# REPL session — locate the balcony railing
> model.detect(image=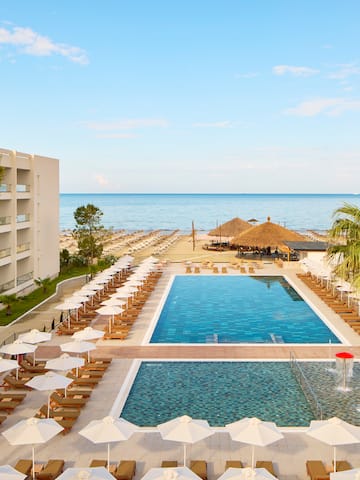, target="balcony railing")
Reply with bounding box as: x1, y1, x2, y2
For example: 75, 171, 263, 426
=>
16, 243, 30, 254
0, 216, 11, 226
16, 184, 30, 193
0, 279, 15, 293
0, 183, 11, 193
16, 213, 30, 223
16, 272, 33, 286
0, 247, 11, 259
